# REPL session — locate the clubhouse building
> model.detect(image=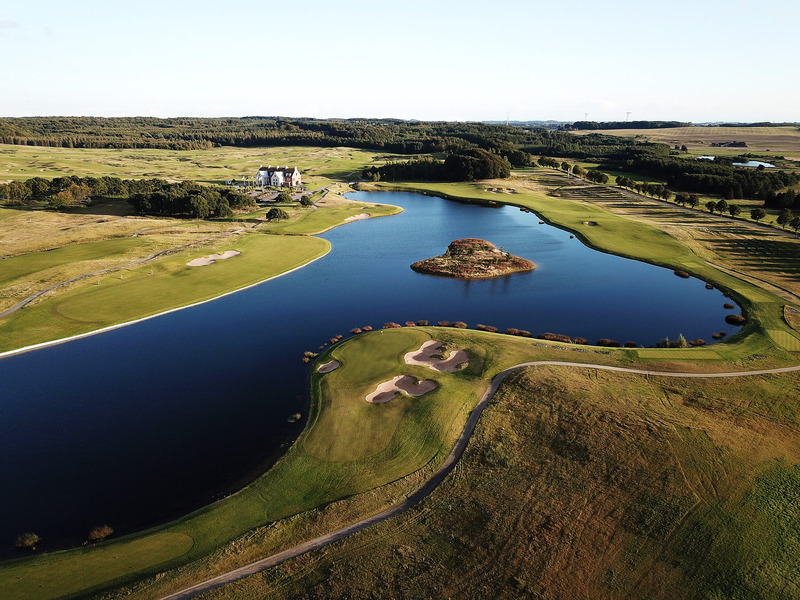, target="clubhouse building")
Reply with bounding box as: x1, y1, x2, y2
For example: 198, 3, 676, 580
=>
255, 165, 302, 188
